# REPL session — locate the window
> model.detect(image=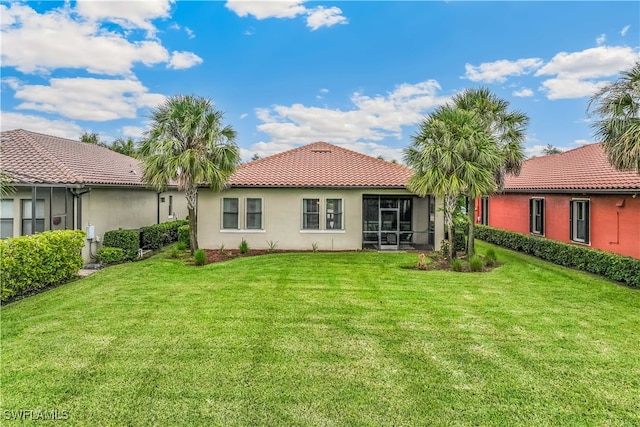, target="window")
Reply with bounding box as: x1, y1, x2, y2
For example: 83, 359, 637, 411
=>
1, 199, 14, 238
529, 198, 544, 235
22, 199, 45, 235
480, 197, 489, 225
570, 200, 590, 244
222, 198, 239, 229
303, 199, 320, 229
246, 198, 263, 230
168, 195, 173, 217
325, 199, 342, 230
